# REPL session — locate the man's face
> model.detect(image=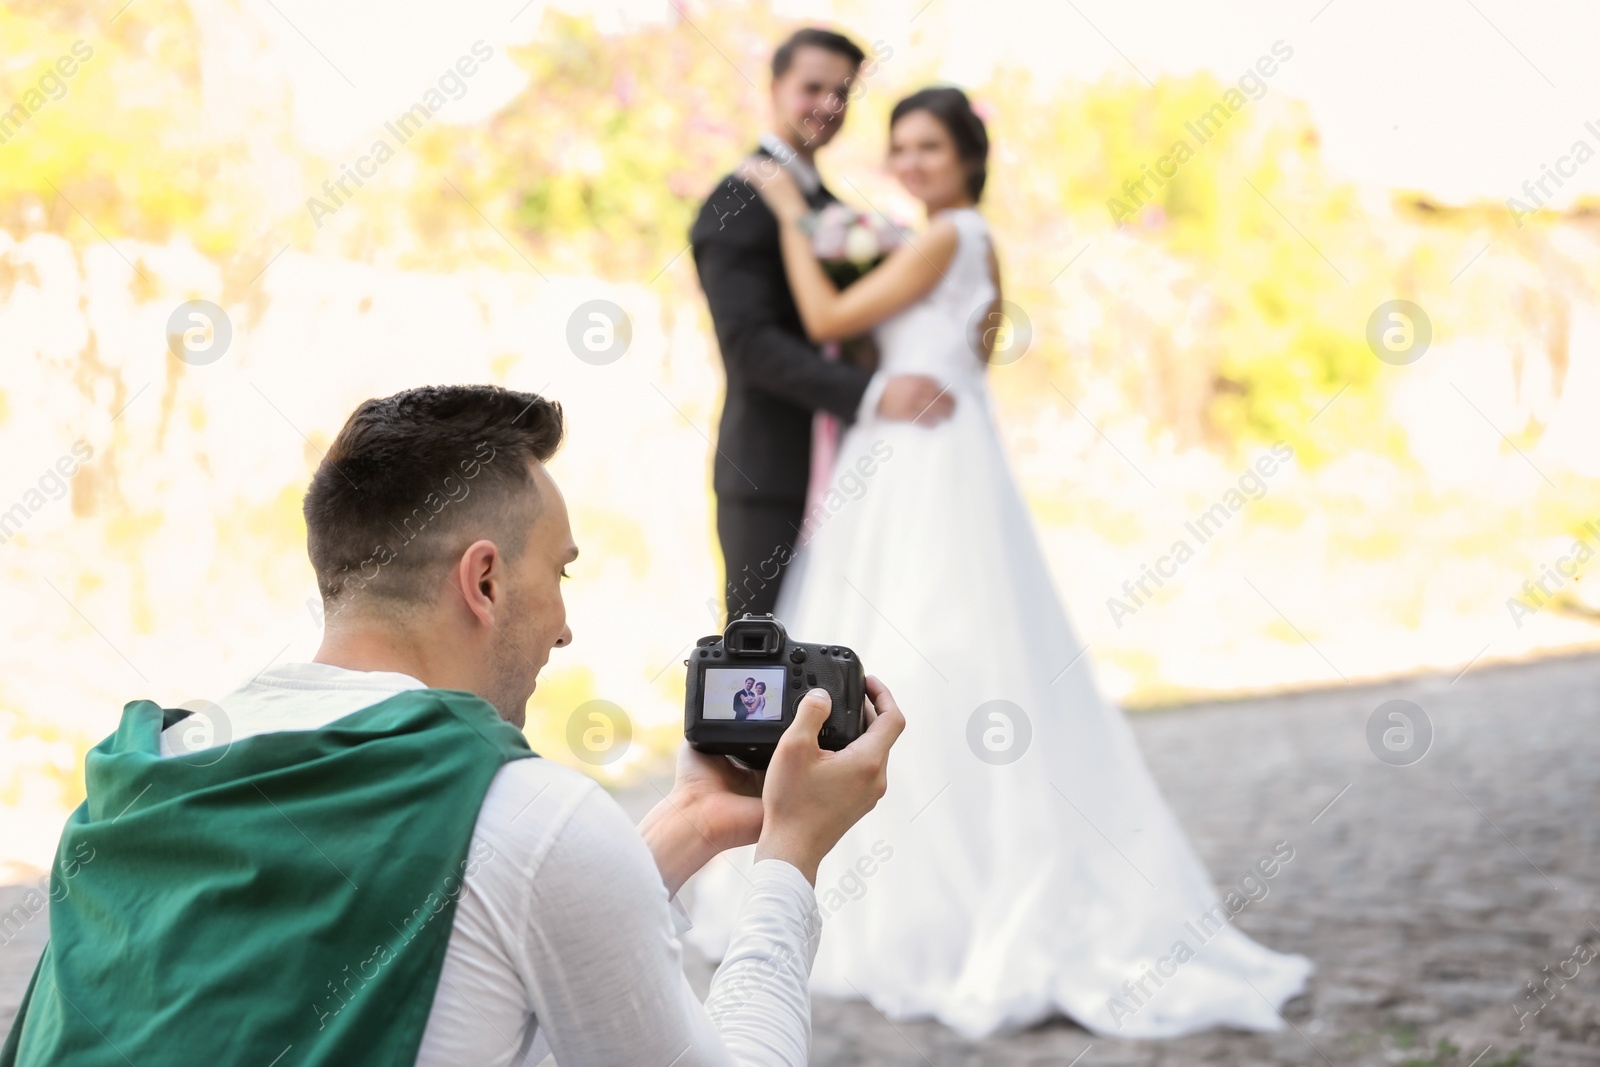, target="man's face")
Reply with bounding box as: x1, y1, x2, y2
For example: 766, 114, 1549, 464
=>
770, 46, 858, 151
489, 461, 576, 726
745, 677, 755, 691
